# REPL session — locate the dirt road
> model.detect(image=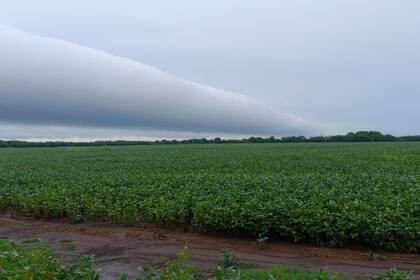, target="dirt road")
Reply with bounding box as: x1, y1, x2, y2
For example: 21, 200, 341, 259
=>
0, 214, 418, 279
